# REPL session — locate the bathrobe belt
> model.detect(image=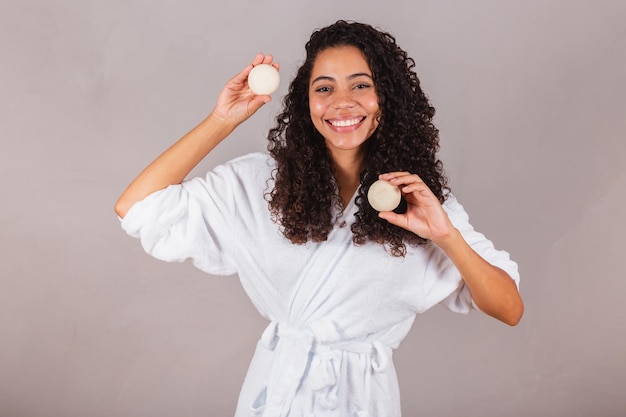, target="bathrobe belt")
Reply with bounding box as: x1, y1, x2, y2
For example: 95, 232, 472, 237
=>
253, 320, 391, 417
